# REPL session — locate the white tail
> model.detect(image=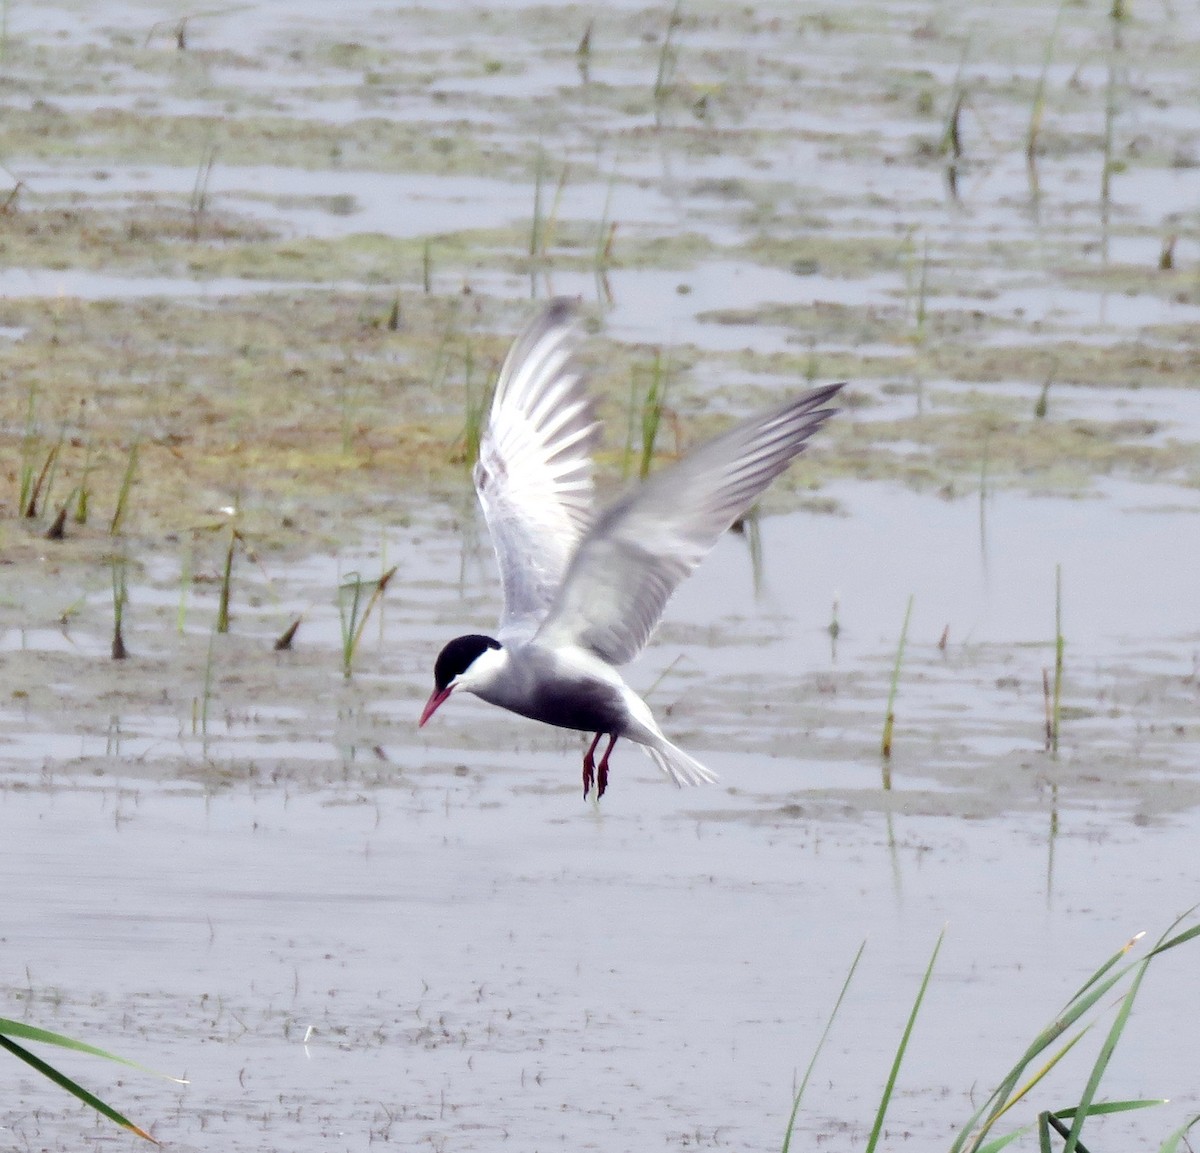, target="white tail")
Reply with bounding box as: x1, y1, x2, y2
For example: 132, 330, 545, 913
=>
641, 737, 719, 788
